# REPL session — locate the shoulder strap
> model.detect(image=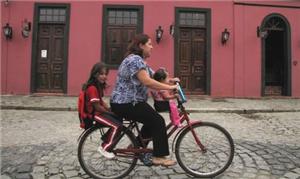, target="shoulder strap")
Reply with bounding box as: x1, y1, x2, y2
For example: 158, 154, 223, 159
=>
83, 88, 95, 119
83, 90, 87, 113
